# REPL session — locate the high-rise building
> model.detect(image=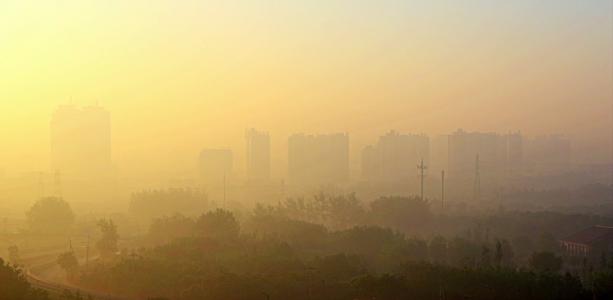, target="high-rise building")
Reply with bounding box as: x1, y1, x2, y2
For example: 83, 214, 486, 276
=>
361, 131, 430, 182
447, 129, 522, 196
50, 105, 112, 179
245, 129, 271, 182
199, 149, 233, 186
288, 133, 349, 185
